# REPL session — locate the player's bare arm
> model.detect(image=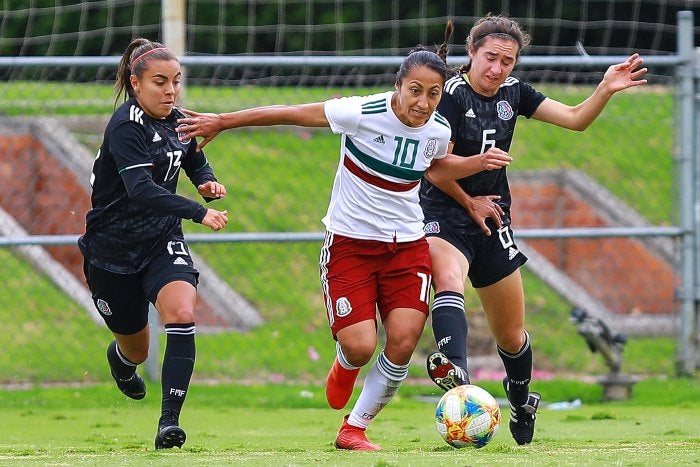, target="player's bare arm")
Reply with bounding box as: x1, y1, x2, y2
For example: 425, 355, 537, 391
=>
178, 103, 329, 151
427, 148, 511, 184
532, 53, 647, 131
